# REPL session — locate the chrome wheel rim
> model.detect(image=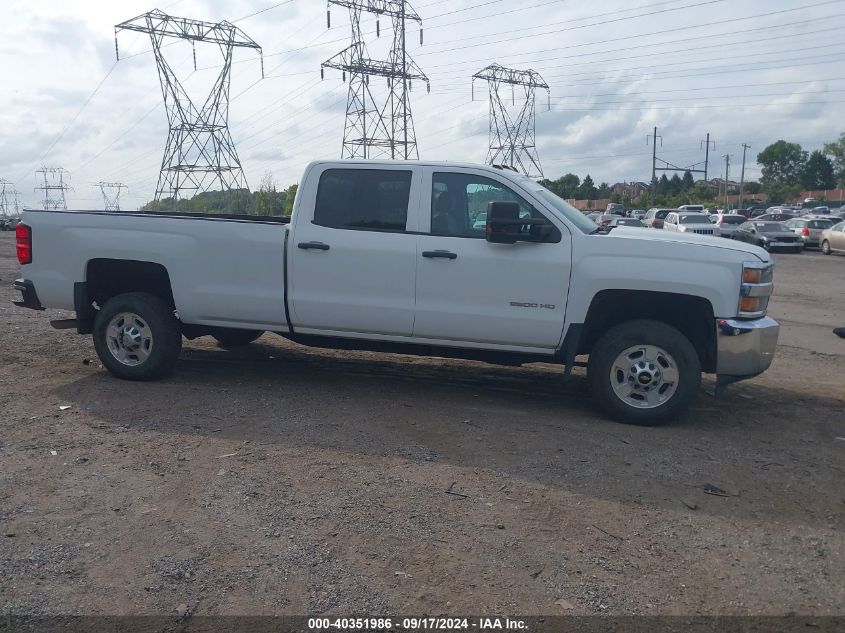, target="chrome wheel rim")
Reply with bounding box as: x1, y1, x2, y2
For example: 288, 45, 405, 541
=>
610, 345, 680, 409
106, 312, 153, 366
